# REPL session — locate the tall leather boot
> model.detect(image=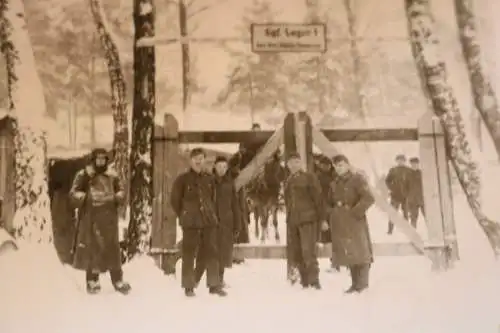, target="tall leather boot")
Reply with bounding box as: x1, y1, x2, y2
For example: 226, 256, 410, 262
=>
355, 264, 370, 292
345, 265, 359, 293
